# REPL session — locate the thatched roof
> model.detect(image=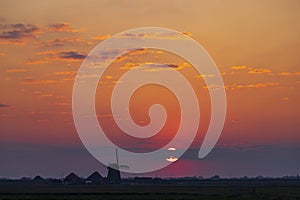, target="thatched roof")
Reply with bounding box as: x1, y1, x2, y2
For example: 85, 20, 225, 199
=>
63, 172, 82, 183
32, 175, 46, 183
86, 171, 104, 183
